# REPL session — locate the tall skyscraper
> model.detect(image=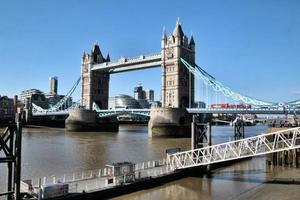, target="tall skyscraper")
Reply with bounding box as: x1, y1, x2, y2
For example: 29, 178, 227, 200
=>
49, 76, 58, 94
145, 89, 154, 102
134, 84, 155, 101
134, 84, 145, 100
